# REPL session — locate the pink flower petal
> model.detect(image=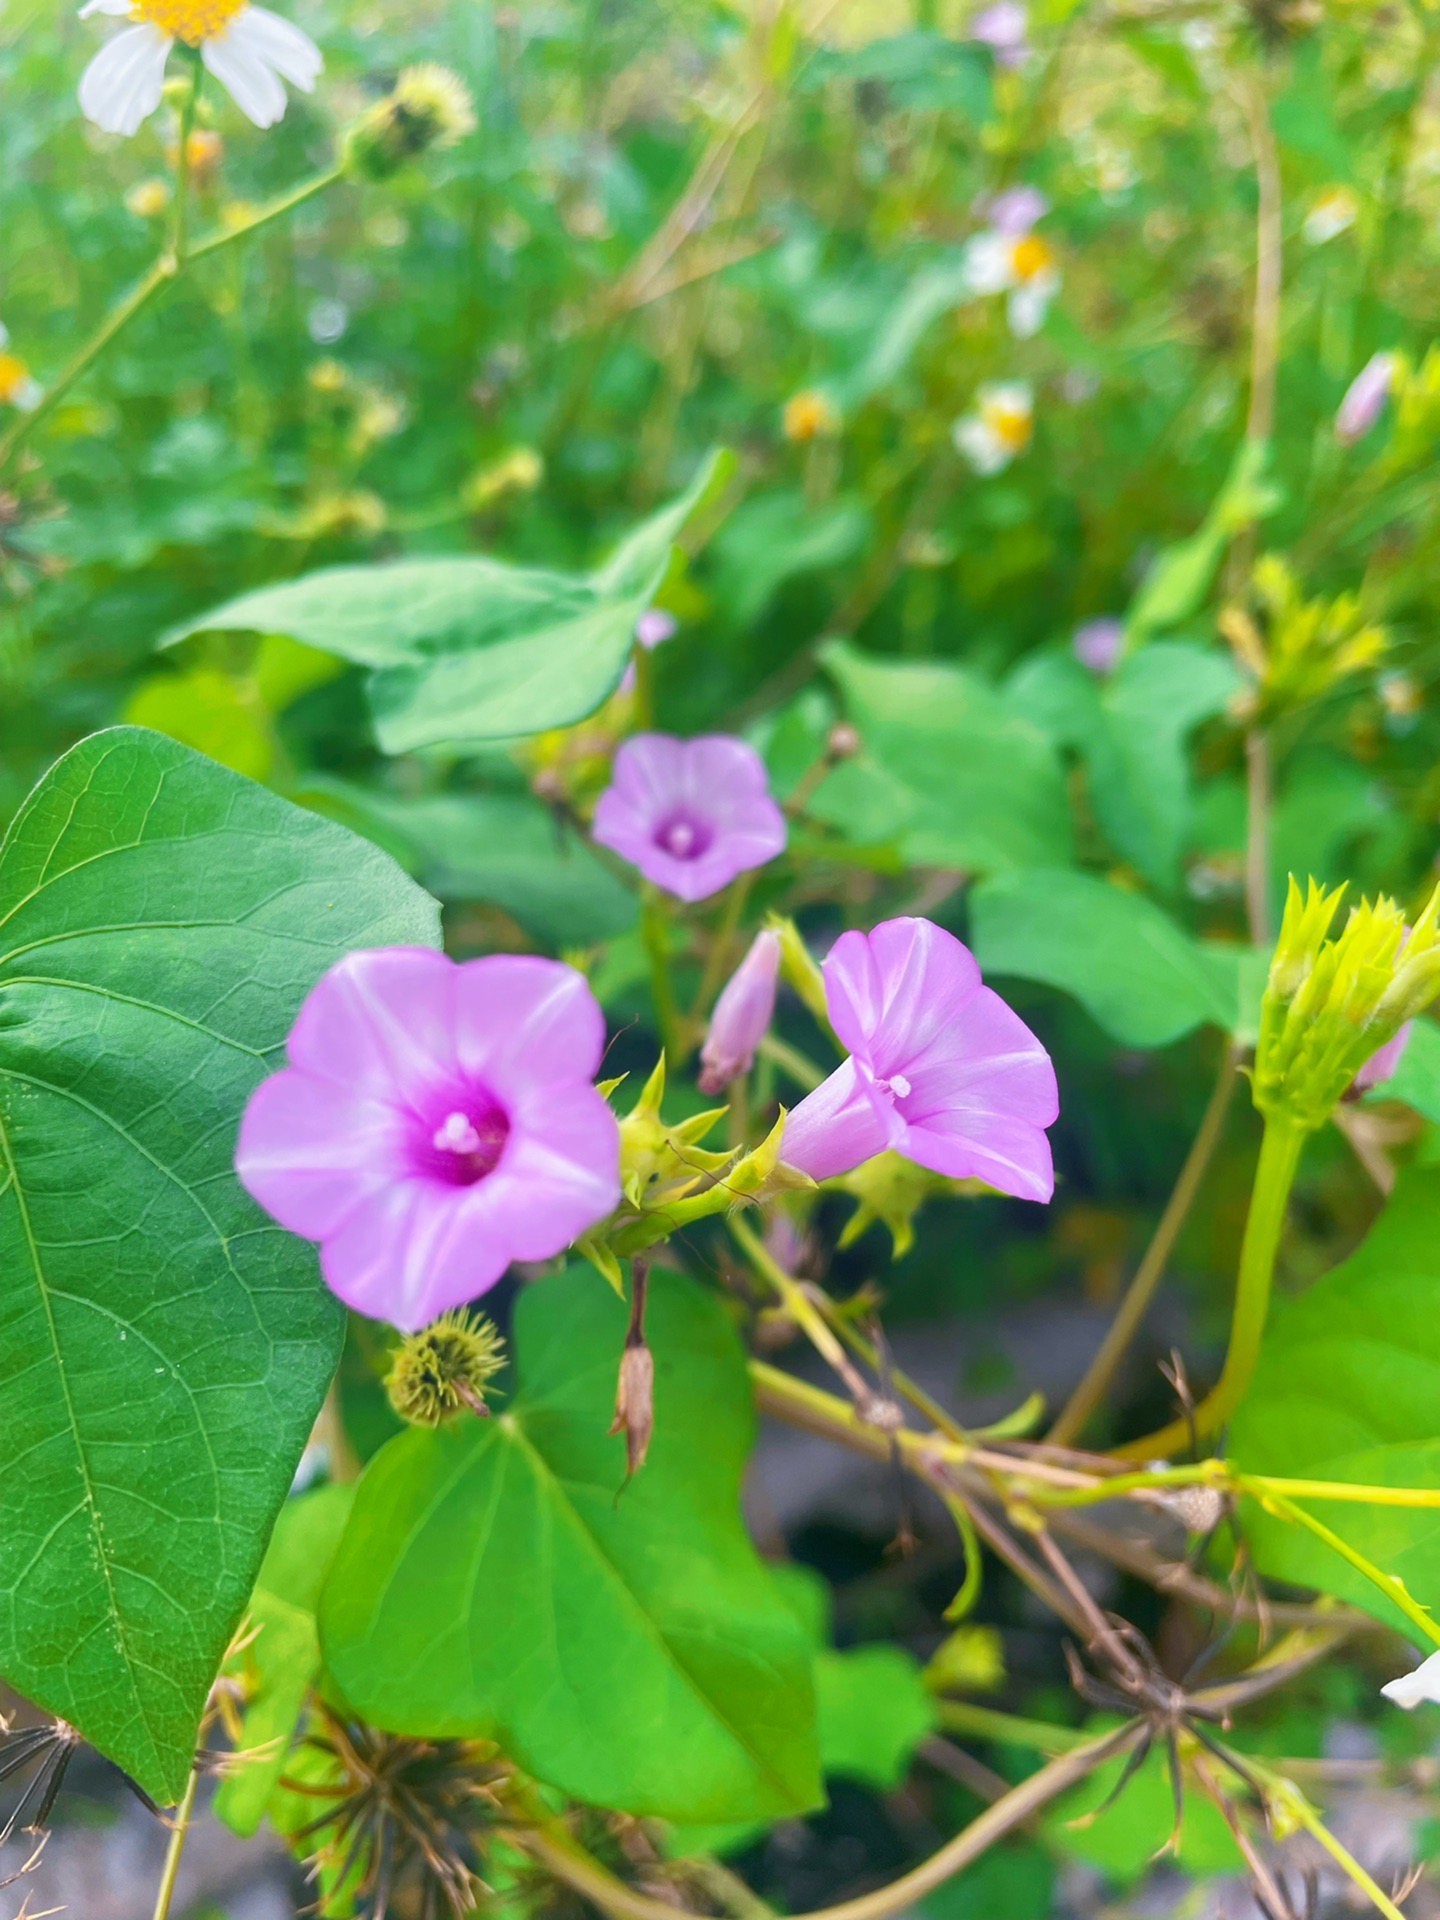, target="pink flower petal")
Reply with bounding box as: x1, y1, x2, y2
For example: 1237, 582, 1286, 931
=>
454, 954, 607, 1093
781, 1057, 899, 1183
286, 946, 457, 1105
